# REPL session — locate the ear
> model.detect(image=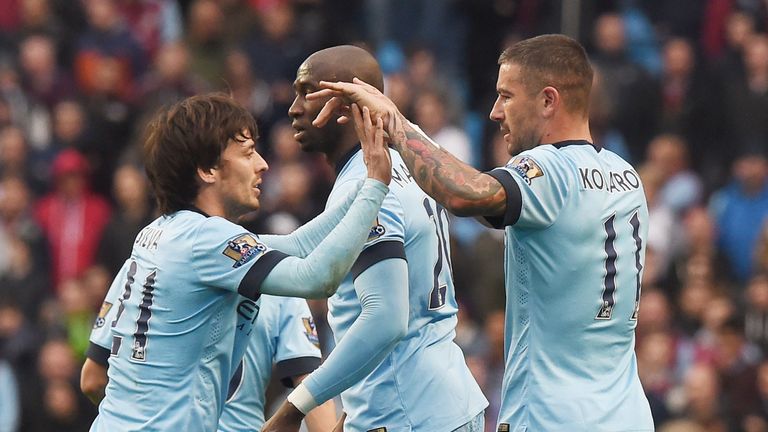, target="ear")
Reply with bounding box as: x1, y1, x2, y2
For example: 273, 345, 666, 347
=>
197, 166, 217, 185
541, 86, 559, 118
